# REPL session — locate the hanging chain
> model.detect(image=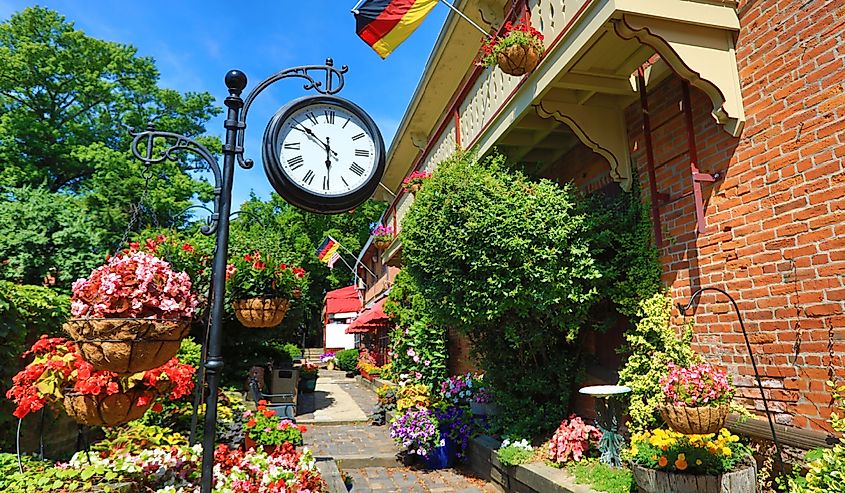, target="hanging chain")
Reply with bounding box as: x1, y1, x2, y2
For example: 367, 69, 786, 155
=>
113, 163, 156, 256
